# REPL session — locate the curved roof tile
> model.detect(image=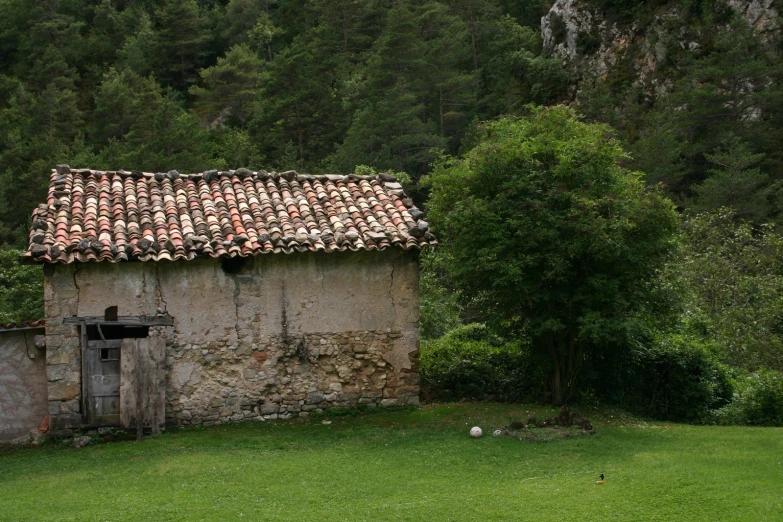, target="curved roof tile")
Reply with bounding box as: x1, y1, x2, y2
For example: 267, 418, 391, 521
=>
22, 167, 435, 264
0, 319, 45, 331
